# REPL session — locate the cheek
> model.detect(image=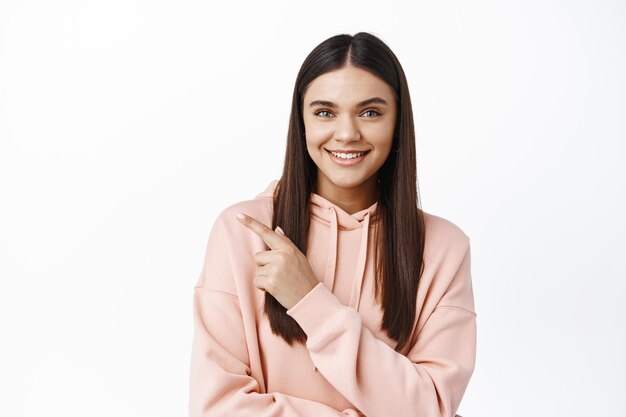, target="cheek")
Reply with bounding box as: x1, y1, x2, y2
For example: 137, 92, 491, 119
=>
303, 115, 334, 140
369, 125, 394, 148
304, 129, 329, 151
305, 139, 325, 163
369, 118, 395, 136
